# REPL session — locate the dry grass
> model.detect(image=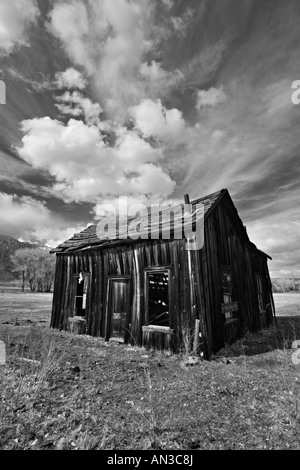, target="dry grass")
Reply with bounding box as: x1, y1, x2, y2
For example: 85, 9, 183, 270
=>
1, 319, 300, 450
0, 292, 52, 325
0, 292, 300, 450
273, 293, 300, 317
